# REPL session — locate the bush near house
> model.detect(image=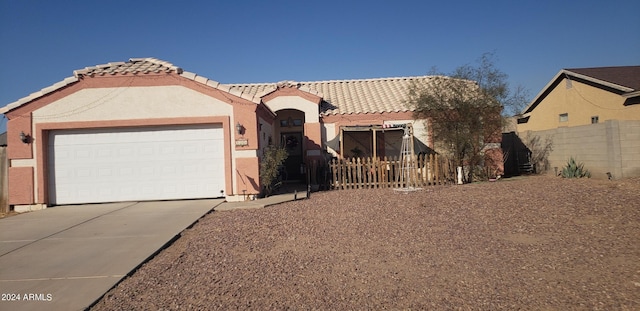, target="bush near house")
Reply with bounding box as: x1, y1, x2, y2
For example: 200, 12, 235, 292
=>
260, 146, 288, 197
